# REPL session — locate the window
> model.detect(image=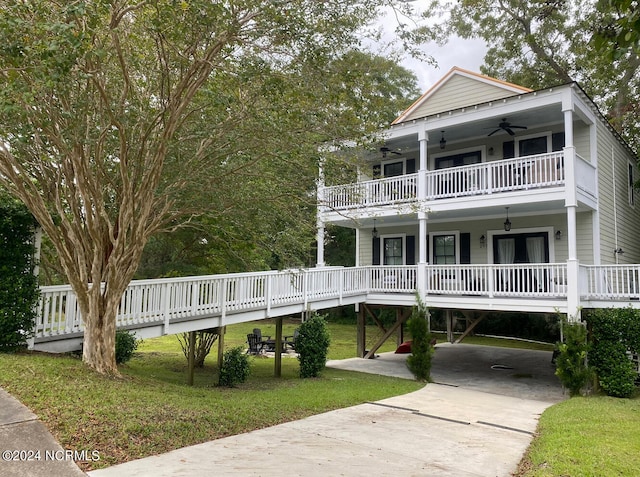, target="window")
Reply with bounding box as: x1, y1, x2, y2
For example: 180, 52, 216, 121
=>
433, 235, 456, 264
383, 161, 403, 177
383, 237, 403, 265
629, 163, 635, 206
518, 136, 548, 156
435, 151, 481, 170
